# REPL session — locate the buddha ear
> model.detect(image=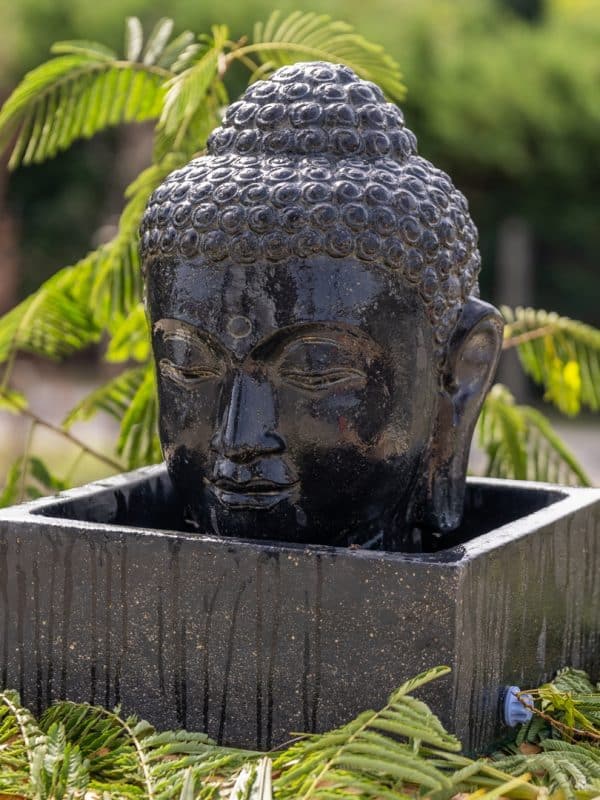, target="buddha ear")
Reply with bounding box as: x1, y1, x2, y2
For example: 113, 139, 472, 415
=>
415, 297, 504, 532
